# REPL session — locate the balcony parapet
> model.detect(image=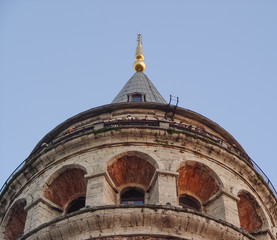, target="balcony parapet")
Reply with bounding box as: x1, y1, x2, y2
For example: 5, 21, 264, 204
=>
20, 205, 258, 240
